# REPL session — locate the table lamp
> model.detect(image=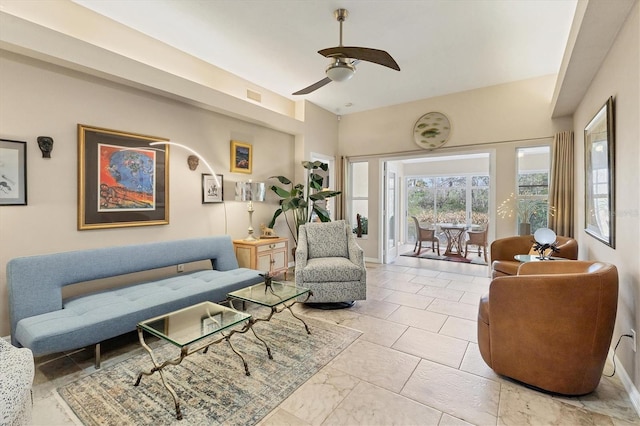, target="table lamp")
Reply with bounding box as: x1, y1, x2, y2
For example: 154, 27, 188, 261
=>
235, 181, 266, 240
533, 227, 558, 260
